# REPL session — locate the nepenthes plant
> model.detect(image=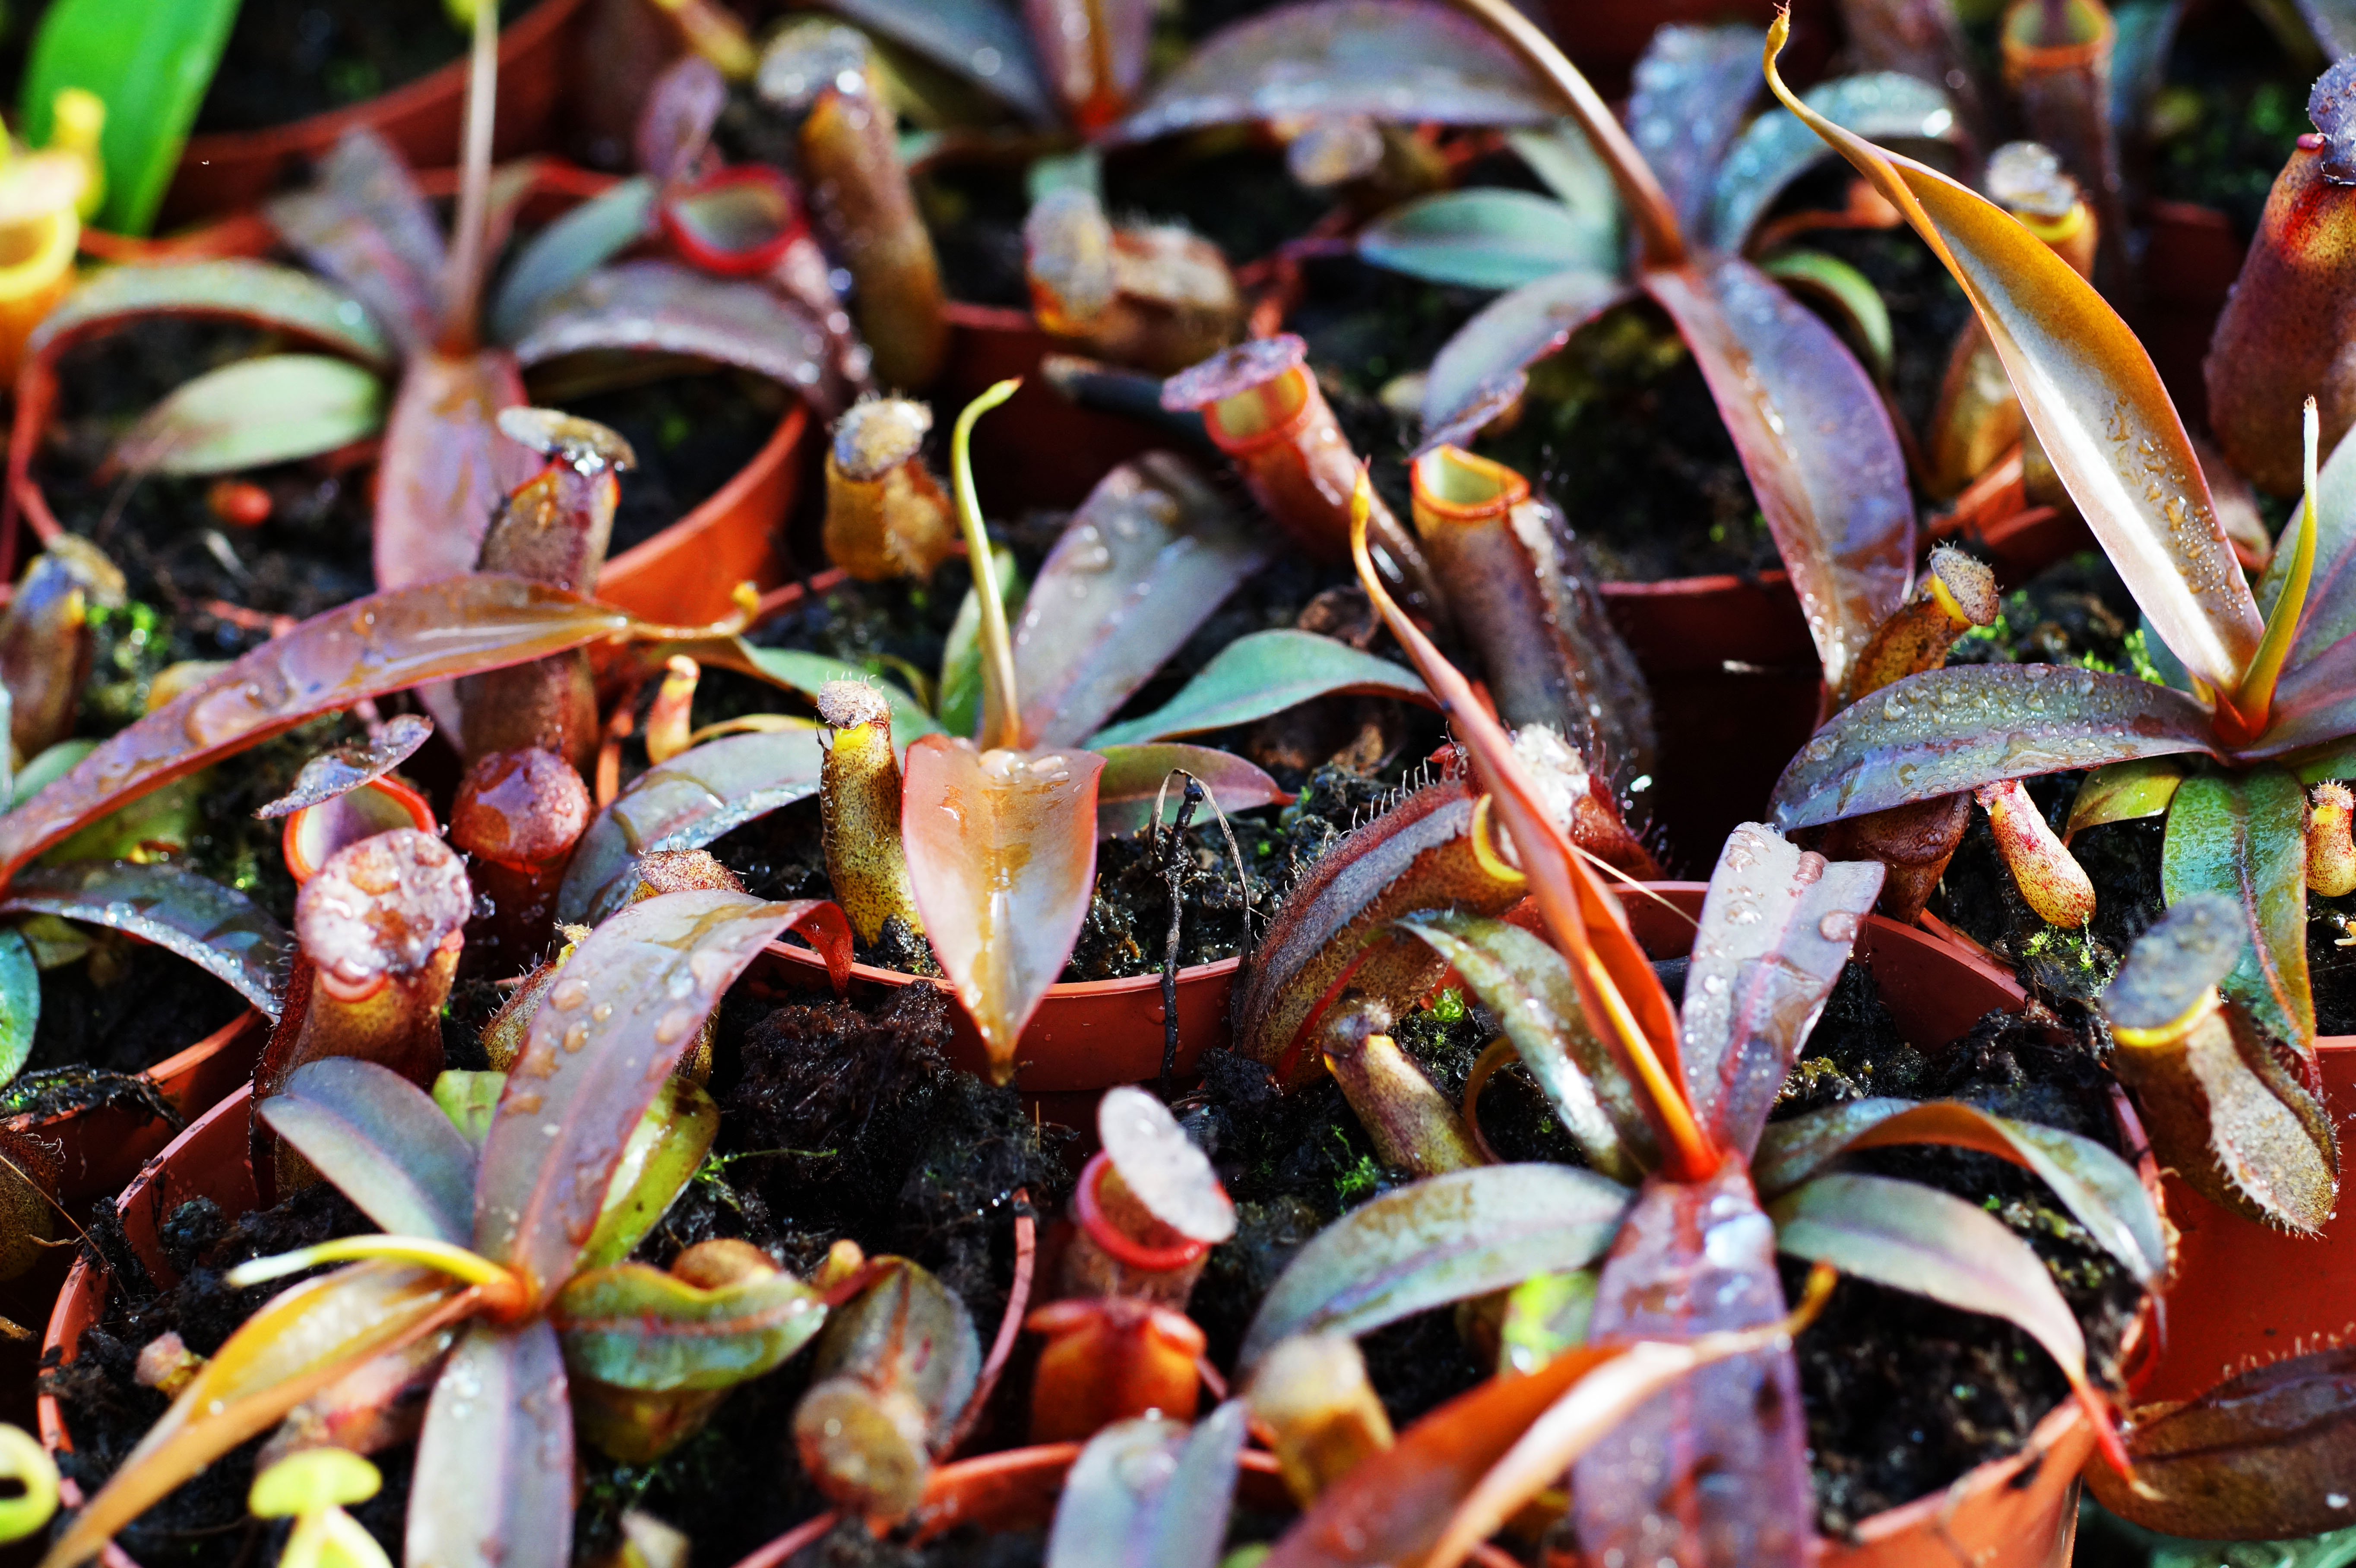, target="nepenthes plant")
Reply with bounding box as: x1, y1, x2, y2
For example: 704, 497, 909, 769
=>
37, 886, 857, 1568
1757, 26, 2356, 1233
1165, 478, 2165, 1565
3, 0, 844, 607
